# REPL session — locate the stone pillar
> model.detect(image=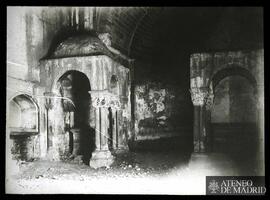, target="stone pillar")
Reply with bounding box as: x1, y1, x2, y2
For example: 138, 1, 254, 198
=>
112, 108, 118, 149
100, 108, 109, 151
34, 86, 47, 158
89, 90, 115, 169
255, 84, 264, 175
190, 87, 209, 153
95, 107, 101, 151
44, 92, 61, 161
205, 86, 214, 152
